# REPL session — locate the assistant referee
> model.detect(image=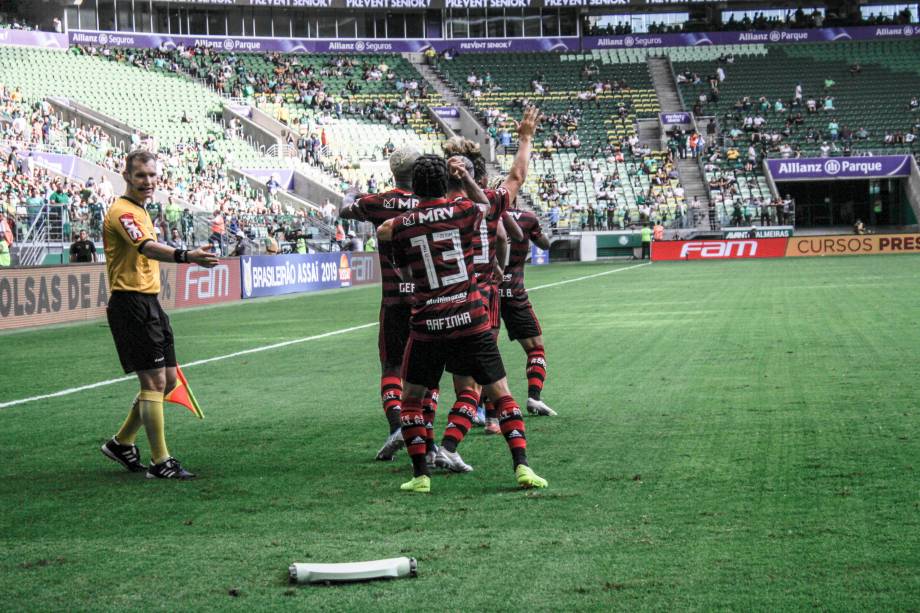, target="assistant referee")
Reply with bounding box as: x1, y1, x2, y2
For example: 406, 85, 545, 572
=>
100, 150, 218, 480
